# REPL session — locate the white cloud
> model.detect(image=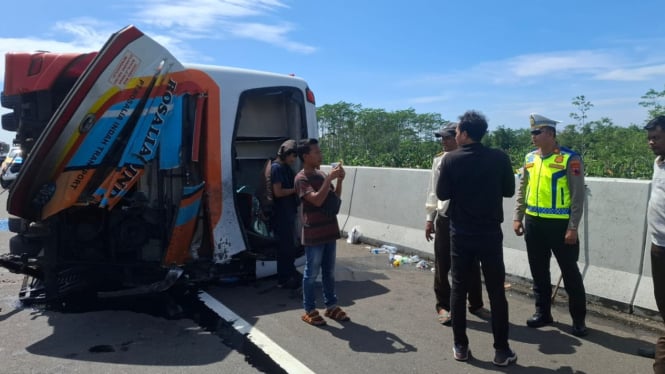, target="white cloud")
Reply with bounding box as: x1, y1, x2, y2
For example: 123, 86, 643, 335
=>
51, 19, 114, 48
506, 50, 617, 78
138, 0, 287, 27
132, 0, 315, 54
228, 22, 316, 53
400, 47, 665, 89
595, 64, 665, 81
0, 23, 108, 85
406, 94, 452, 105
